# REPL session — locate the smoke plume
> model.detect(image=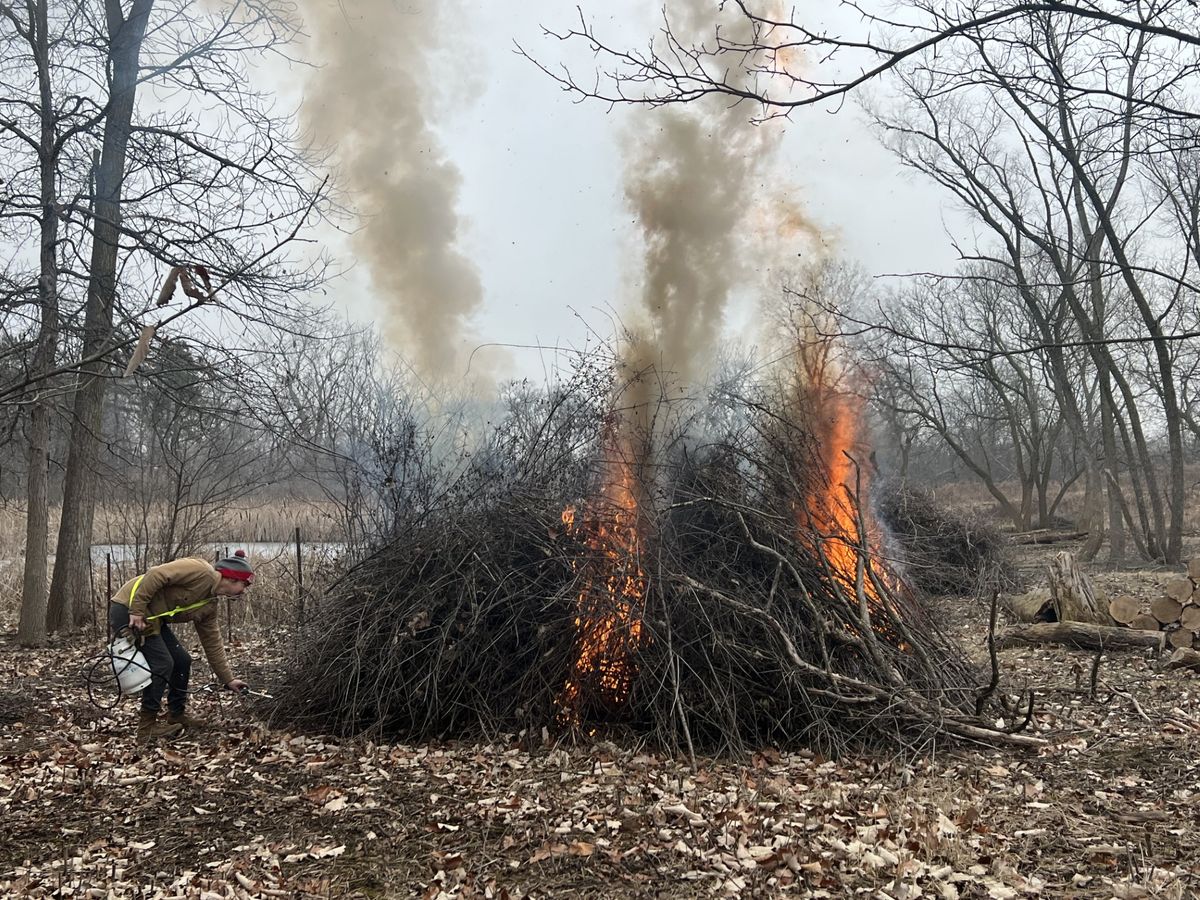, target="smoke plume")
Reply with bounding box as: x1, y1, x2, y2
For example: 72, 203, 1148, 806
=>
299, 0, 488, 388
619, 2, 819, 393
